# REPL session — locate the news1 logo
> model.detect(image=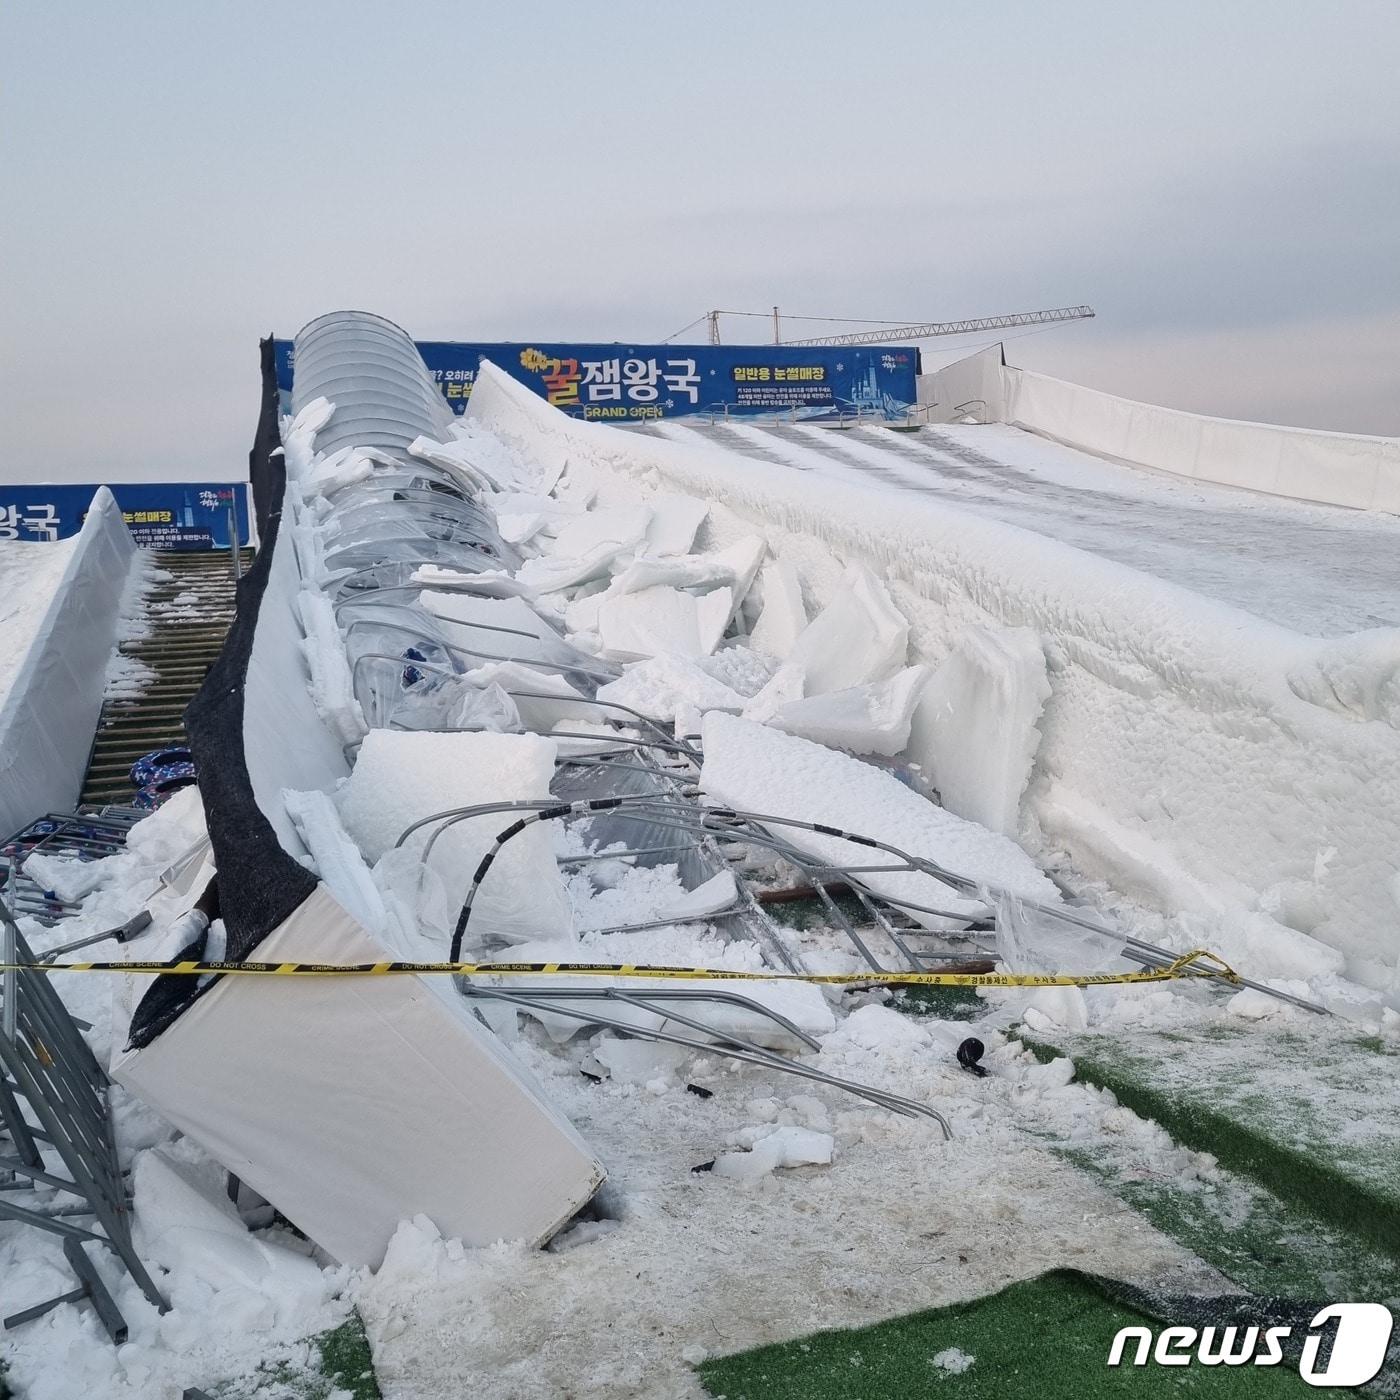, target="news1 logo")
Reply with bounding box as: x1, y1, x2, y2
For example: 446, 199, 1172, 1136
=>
1108, 1304, 1393, 1386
